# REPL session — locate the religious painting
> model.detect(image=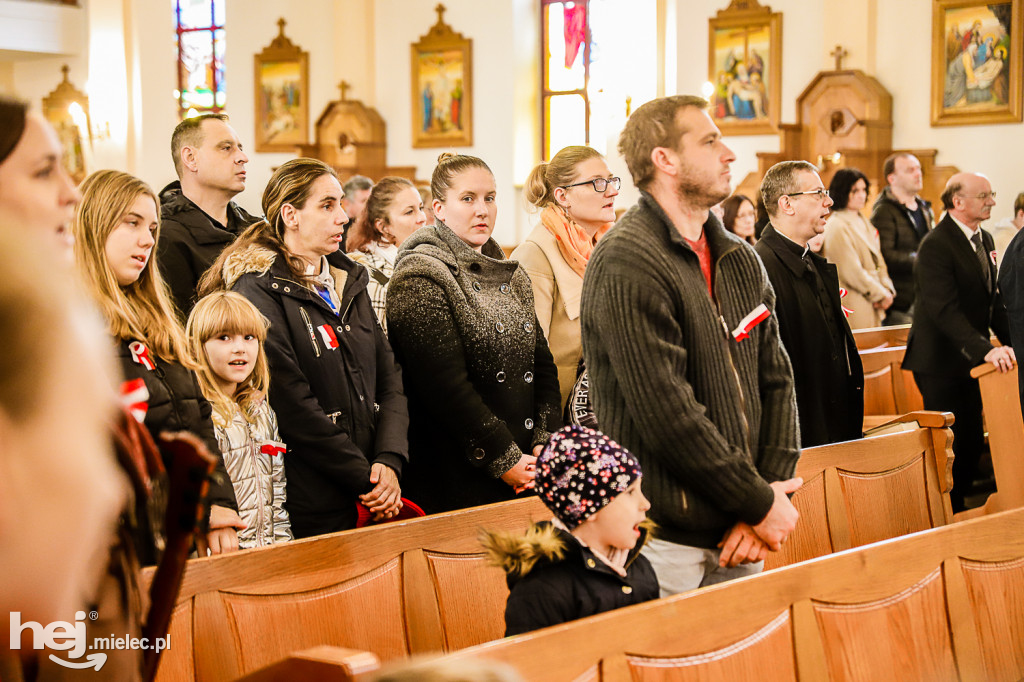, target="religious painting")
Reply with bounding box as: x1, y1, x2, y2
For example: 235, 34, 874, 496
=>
411, 5, 473, 148
254, 18, 309, 152
708, 0, 782, 135
42, 65, 90, 184
931, 0, 1022, 126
